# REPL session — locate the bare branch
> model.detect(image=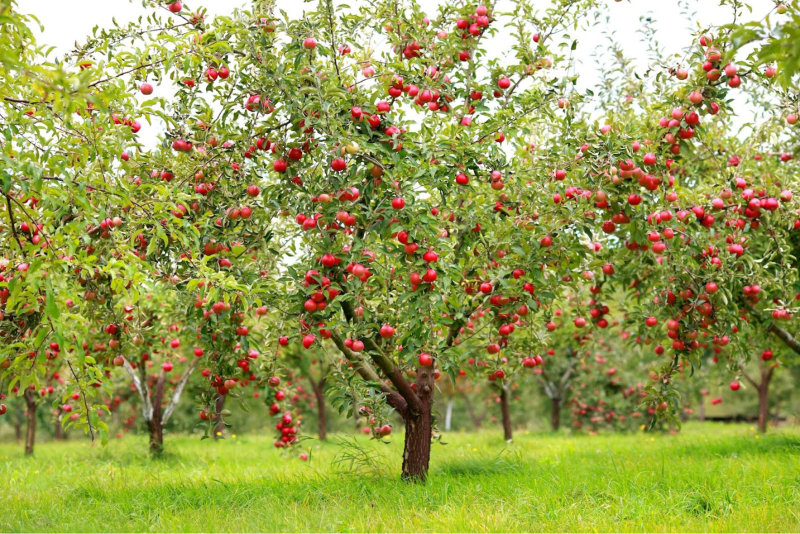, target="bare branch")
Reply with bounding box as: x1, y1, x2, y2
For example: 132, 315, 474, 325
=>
122, 357, 153, 421
162, 358, 199, 425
